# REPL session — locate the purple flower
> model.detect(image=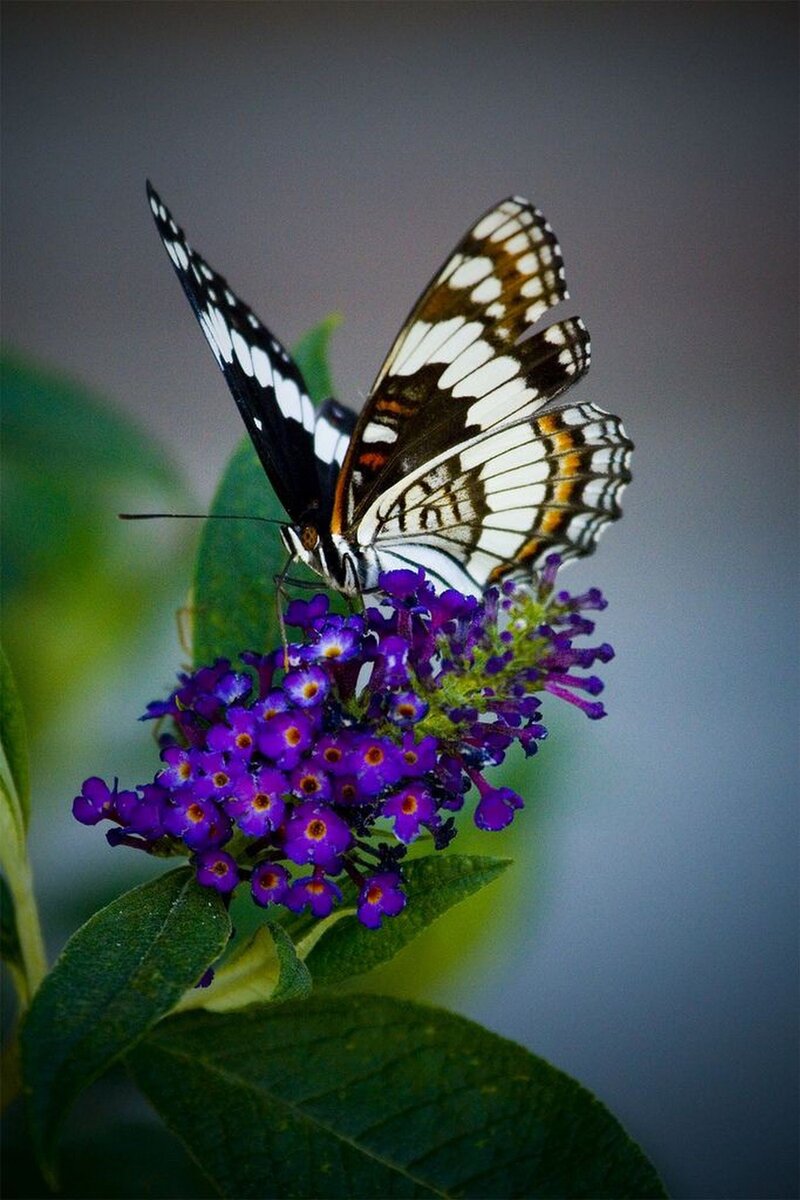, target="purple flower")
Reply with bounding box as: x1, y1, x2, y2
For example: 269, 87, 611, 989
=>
357, 872, 406, 928
397, 733, 438, 777
191, 751, 246, 801
283, 803, 352, 871
251, 861, 290, 906
290, 762, 332, 803
285, 594, 329, 629
285, 871, 341, 918
163, 795, 232, 849
311, 732, 355, 776
379, 569, 426, 601
373, 635, 411, 687
257, 710, 314, 768
157, 746, 198, 789
254, 689, 291, 722
73, 777, 134, 826
115, 783, 166, 839
227, 768, 287, 836
387, 692, 429, 726
206, 708, 258, 759
307, 620, 364, 664
195, 848, 239, 893
473, 782, 524, 832
383, 785, 436, 843
283, 666, 330, 708
351, 736, 404, 796
76, 555, 619, 927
